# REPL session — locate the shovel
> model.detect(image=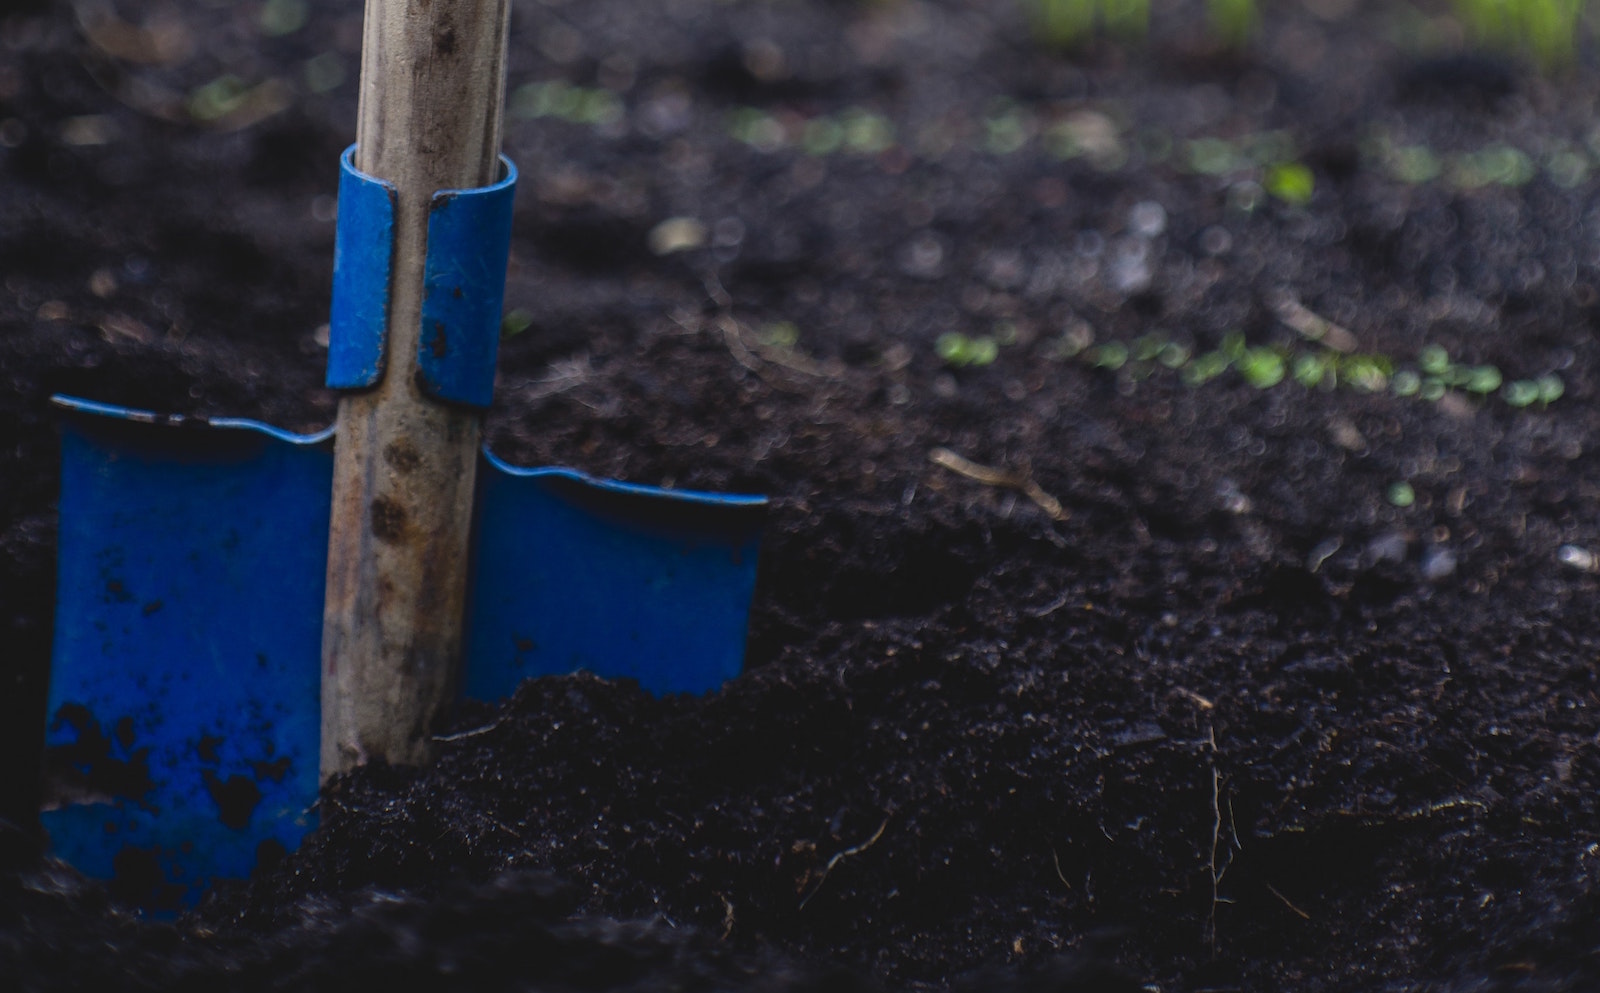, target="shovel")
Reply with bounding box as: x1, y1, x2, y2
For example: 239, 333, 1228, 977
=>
41, 0, 765, 911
